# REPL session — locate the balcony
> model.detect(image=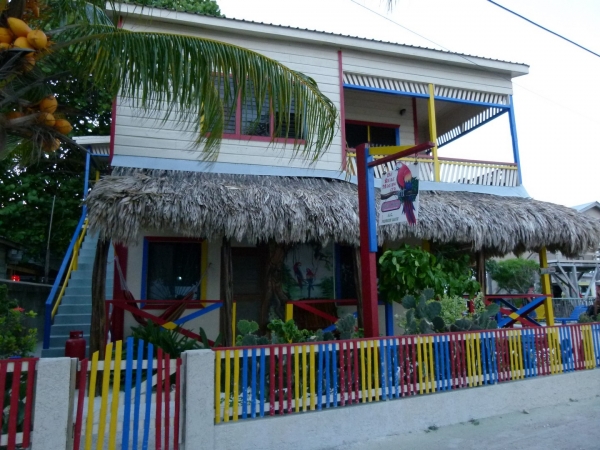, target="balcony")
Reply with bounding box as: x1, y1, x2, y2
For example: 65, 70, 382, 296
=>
346, 152, 519, 187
